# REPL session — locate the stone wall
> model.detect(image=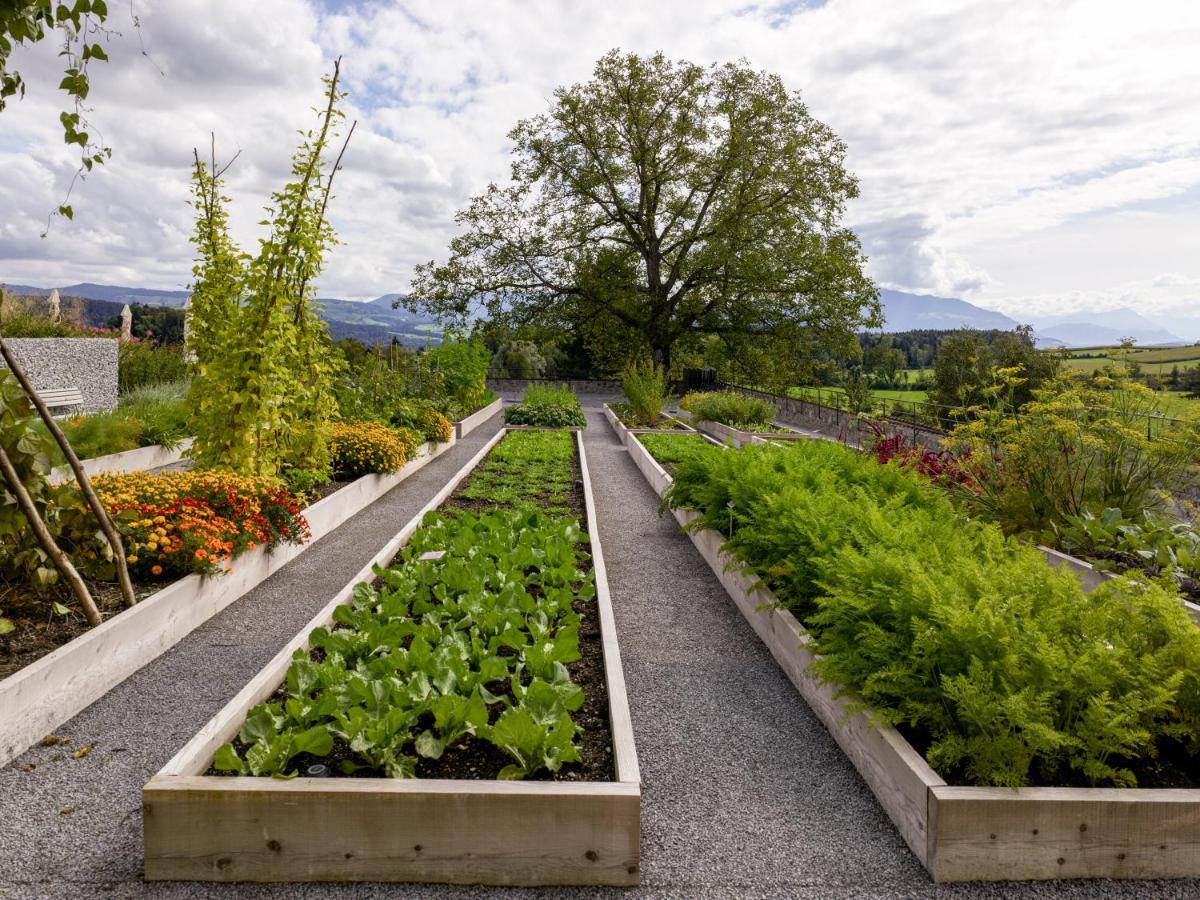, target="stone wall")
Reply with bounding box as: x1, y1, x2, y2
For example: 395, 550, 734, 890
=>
1, 337, 119, 414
